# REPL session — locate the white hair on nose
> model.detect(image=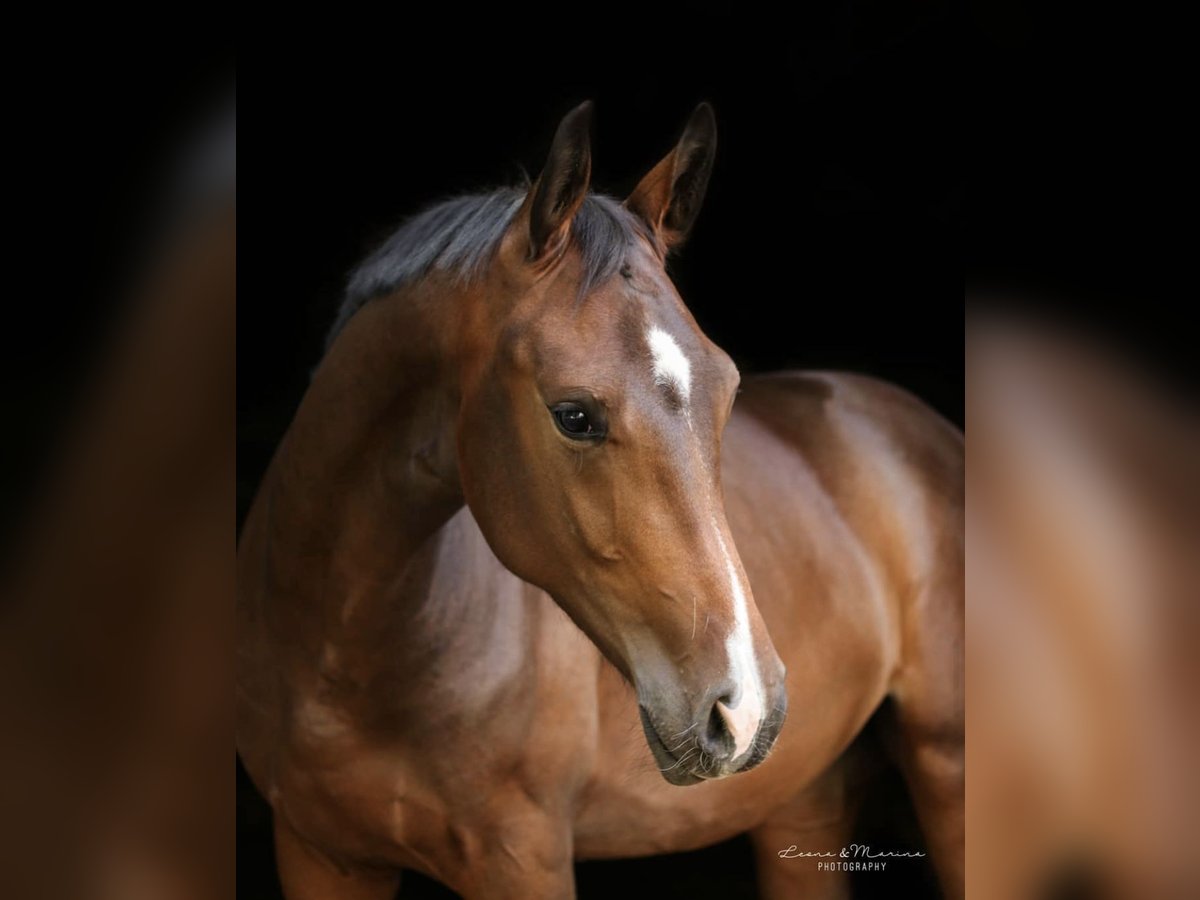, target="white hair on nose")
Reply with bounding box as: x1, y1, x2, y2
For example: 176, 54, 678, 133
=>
712, 520, 765, 760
